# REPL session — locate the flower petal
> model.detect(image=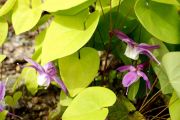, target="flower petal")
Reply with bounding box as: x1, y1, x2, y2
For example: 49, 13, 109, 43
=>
43, 62, 57, 76
37, 73, 51, 87
137, 71, 151, 89
0, 82, 5, 101
113, 30, 135, 45
24, 57, 44, 73
138, 43, 160, 50
122, 71, 138, 88
52, 76, 68, 95
140, 49, 161, 65
124, 45, 140, 60
0, 105, 4, 112
137, 62, 148, 70
117, 65, 136, 72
